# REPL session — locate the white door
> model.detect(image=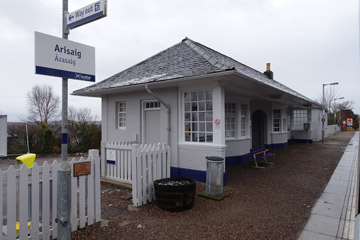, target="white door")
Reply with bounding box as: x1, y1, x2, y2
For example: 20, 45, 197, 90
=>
142, 101, 161, 144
